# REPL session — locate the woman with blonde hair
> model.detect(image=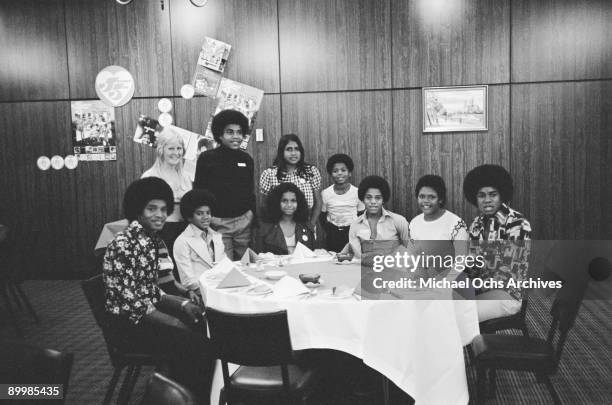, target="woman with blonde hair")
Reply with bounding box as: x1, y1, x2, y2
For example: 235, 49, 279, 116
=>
141, 127, 192, 289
